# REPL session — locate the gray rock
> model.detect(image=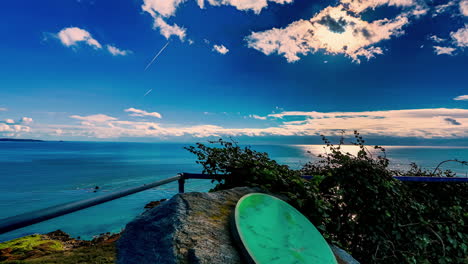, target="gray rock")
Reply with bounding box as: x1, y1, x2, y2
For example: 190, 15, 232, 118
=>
117, 187, 360, 264
118, 187, 259, 264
